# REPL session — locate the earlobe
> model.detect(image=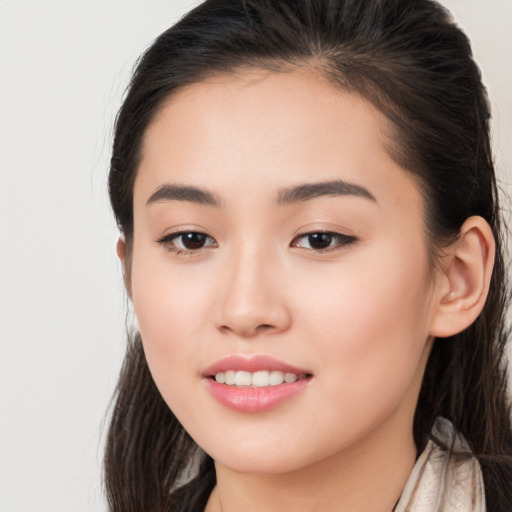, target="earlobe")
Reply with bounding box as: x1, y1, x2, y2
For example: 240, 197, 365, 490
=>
116, 236, 133, 298
429, 216, 495, 338
116, 236, 126, 263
